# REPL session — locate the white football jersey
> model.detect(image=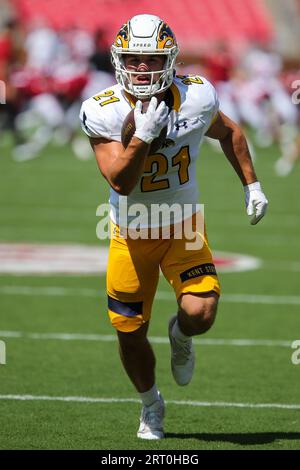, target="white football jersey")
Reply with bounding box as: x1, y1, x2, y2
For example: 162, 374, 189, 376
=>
79, 75, 219, 227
